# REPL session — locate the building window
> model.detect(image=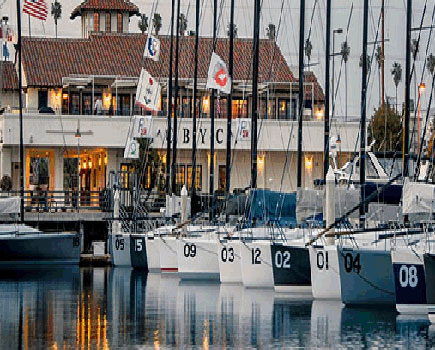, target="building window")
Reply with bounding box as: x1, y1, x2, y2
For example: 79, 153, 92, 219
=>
217, 97, 227, 119
117, 13, 123, 33
94, 13, 100, 32
70, 93, 80, 115
187, 165, 202, 191
105, 13, 111, 32
38, 90, 48, 110
175, 164, 186, 192
232, 99, 247, 118
181, 97, 191, 118
268, 100, 276, 119
278, 99, 290, 120
29, 157, 50, 188
62, 93, 69, 114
